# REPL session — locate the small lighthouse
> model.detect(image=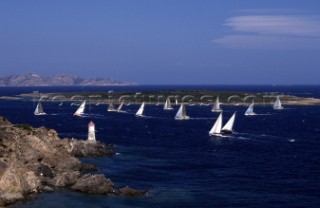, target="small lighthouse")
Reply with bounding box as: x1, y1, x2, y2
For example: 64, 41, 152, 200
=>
87, 121, 96, 142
